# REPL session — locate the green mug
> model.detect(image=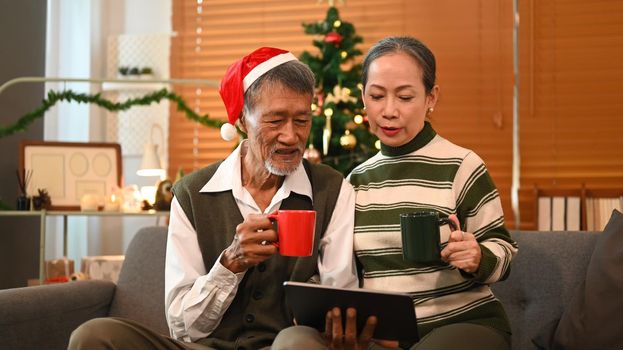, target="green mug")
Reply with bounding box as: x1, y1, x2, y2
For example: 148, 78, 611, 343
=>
400, 211, 458, 264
